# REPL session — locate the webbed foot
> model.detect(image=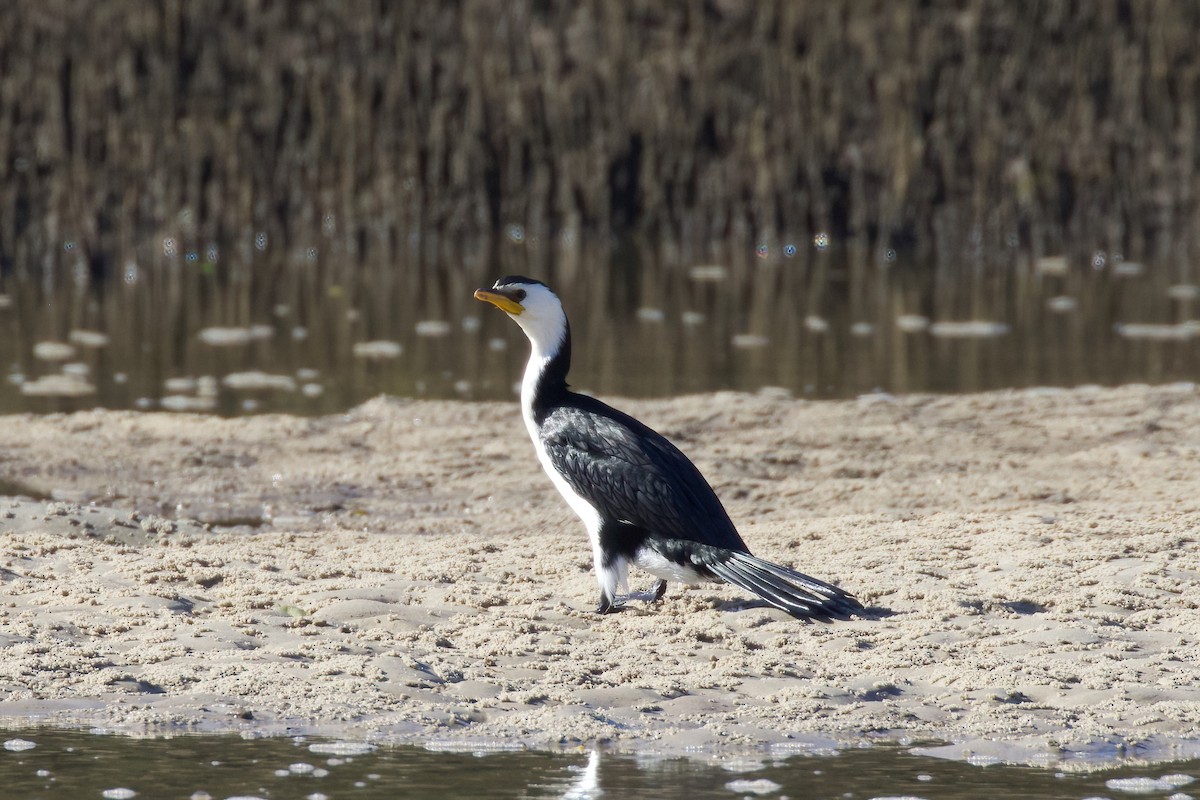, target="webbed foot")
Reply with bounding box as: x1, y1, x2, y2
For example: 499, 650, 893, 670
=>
650, 579, 667, 602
